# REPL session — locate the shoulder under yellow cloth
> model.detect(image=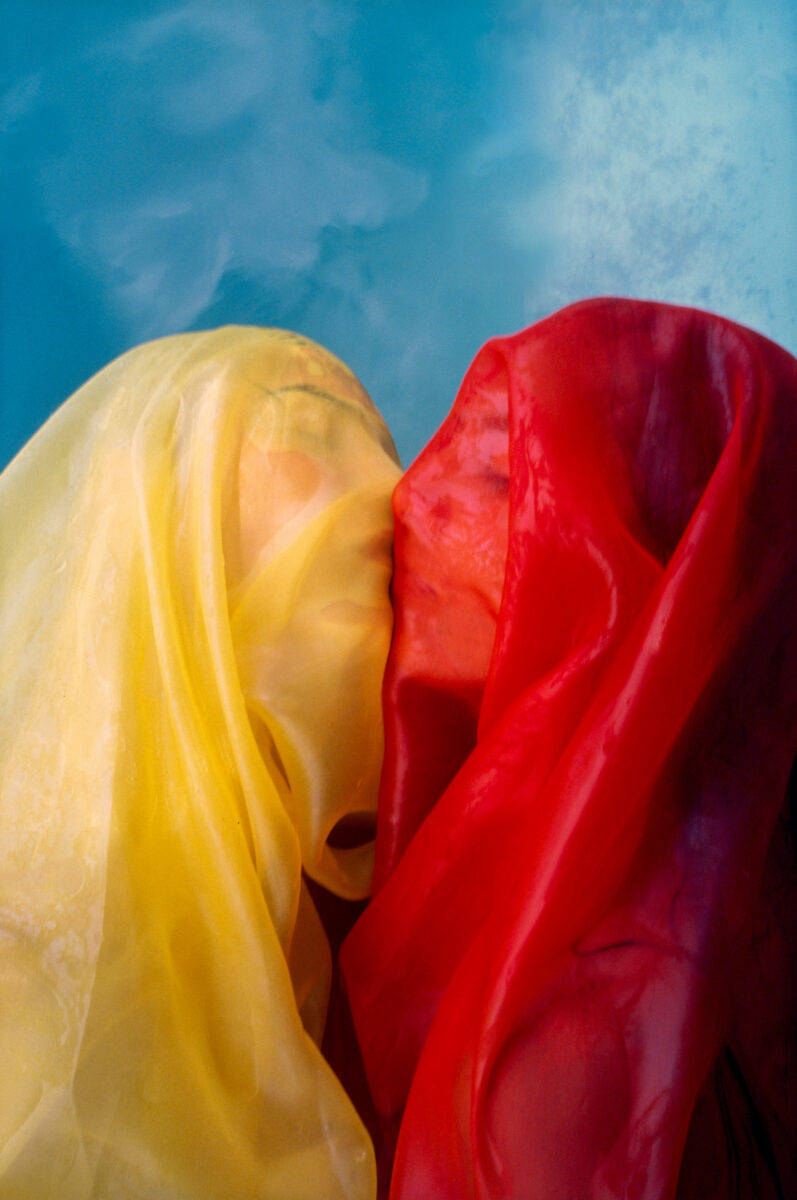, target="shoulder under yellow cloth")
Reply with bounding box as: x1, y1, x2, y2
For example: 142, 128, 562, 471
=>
0, 328, 400, 1199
